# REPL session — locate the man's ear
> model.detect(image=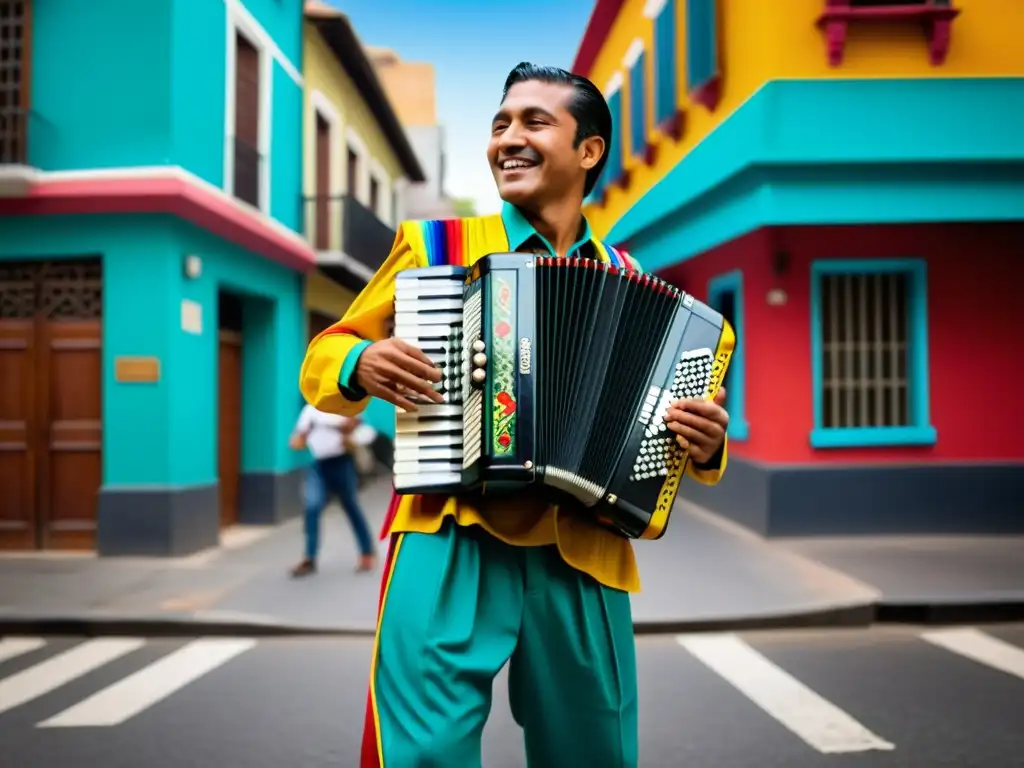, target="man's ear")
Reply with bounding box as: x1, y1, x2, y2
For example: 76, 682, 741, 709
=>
579, 135, 605, 171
